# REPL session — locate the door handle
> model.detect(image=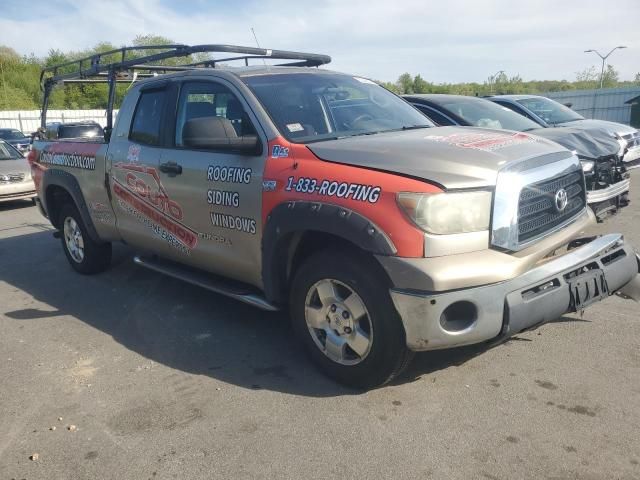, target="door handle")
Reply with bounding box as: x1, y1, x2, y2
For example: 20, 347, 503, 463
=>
159, 161, 182, 175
